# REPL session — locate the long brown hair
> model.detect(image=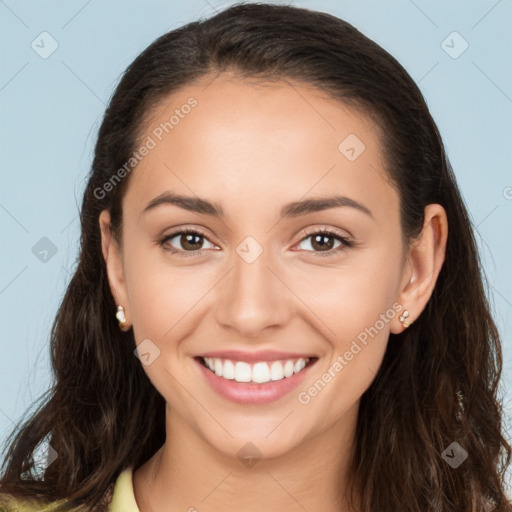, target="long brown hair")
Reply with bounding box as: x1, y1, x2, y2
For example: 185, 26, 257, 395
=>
1, 3, 510, 511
